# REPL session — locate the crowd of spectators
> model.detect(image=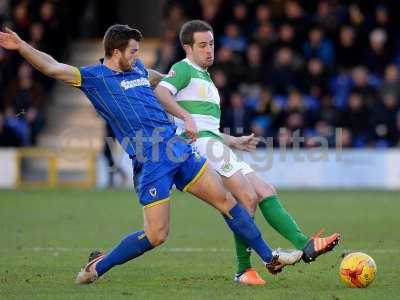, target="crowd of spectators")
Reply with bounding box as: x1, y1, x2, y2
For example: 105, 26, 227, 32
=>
155, 0, 400, 148
0, 0, 69, 147
1, 1, 399, 149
